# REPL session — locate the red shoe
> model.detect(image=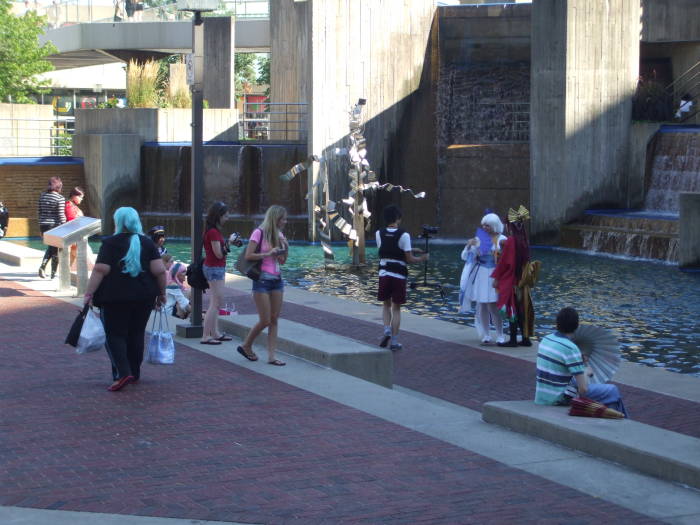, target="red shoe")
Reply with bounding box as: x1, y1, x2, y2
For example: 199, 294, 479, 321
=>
107, 375, 134, 391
